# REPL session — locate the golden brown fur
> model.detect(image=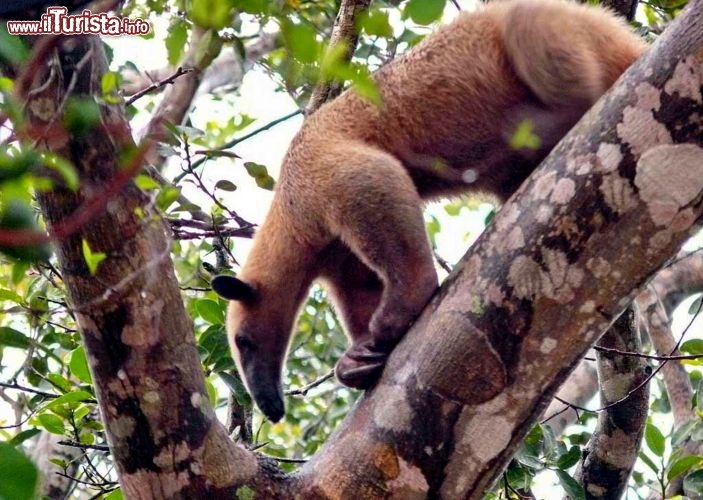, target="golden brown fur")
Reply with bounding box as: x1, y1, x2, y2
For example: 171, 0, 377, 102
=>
211, 0, 646, 422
